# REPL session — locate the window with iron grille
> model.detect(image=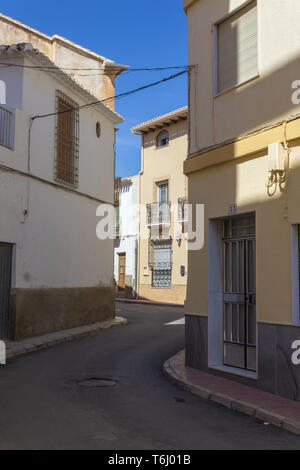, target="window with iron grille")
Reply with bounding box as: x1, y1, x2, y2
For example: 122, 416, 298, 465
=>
215, 0, 258, 95
157, 130, 169, 148
0, 105, 14, 150
55, 91, 79, 187
150, 240, 172, 288
115, 190, 120, 238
